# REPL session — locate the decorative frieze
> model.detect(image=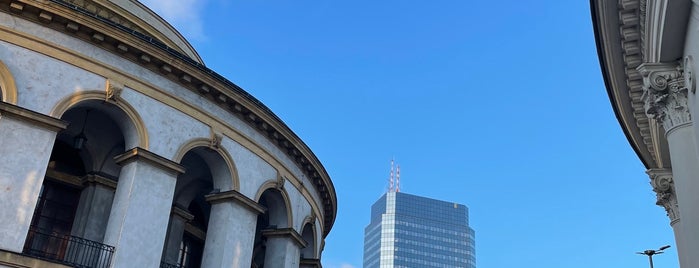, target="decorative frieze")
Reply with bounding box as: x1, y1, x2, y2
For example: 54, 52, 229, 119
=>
647, 168, 680, 225
638, 62, 692, 133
